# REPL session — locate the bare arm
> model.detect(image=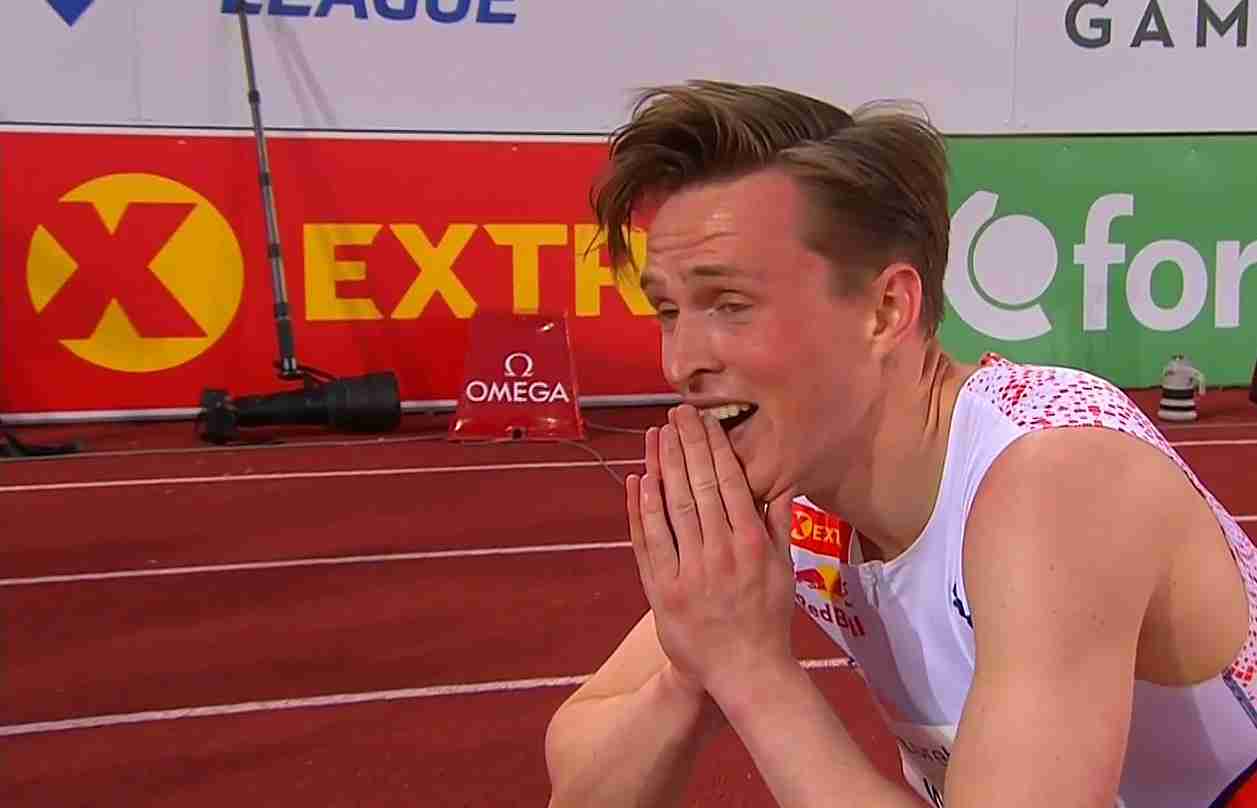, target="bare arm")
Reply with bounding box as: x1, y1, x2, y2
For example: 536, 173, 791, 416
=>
944, 427, 1178, 806
544, 609, 726, 808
